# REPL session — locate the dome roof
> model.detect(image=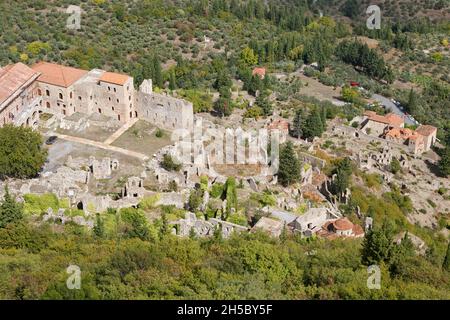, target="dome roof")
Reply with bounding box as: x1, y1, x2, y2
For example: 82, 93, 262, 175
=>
334, 218, 353, 231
